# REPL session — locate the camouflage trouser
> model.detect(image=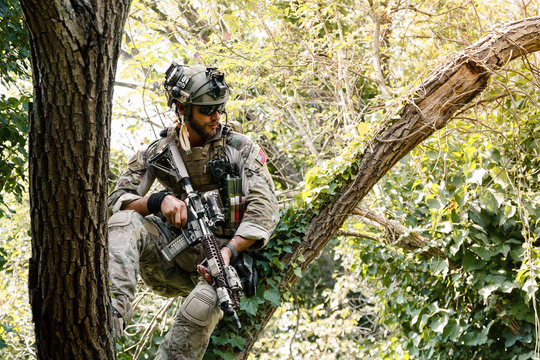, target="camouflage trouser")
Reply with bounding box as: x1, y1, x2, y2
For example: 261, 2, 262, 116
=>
108, 210, 223, 360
